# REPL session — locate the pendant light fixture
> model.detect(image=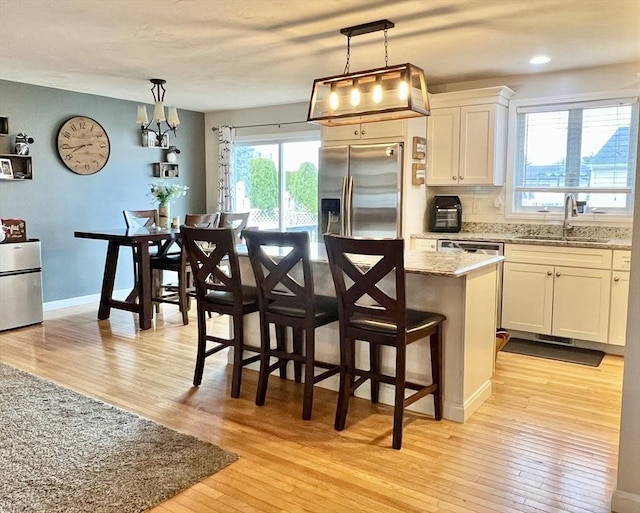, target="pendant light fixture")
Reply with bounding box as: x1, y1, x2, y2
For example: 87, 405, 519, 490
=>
136, 79, 180, 147
307, 20, 429, 126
